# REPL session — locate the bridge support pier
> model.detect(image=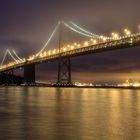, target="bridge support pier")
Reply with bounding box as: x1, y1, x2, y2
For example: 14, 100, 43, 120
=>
24, 64, 35, 85
57, 57, 72, 86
